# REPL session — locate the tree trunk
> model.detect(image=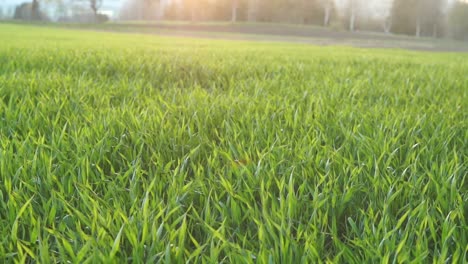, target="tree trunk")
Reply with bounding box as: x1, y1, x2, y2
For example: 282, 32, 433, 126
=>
186, 0, 196, 23
191, 8, 196, 23
349, 11, 355, 32
157, 0, 167, 21
383, 17, 392, 34
324, 6, 331, 27
415, 15, 421, 37
31, 0, 39, 20
90, 0, 99, 22
231, 0, 238, 23
348, 0, 358, 32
